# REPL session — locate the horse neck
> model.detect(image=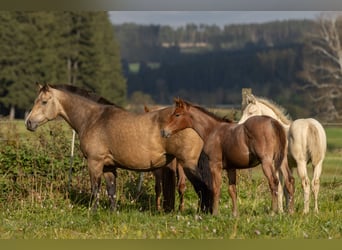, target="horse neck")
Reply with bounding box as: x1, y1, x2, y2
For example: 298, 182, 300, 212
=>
55, 90, 107, 135
189, 107, 222, 141
259, 103, 291, 131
